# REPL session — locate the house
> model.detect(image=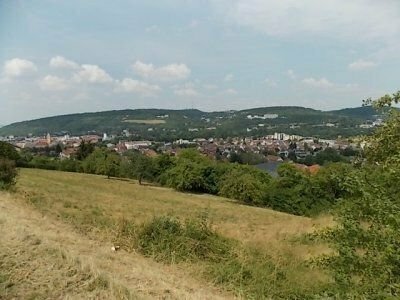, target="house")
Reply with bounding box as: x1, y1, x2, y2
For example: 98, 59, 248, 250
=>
60, 148, 77, 159
199, 143, 218, 158
293, 163, 321, 174
125, 141, 152, 150
141, 149, 158, 157
81, 135, 100, 144
115, 142, 128, 154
